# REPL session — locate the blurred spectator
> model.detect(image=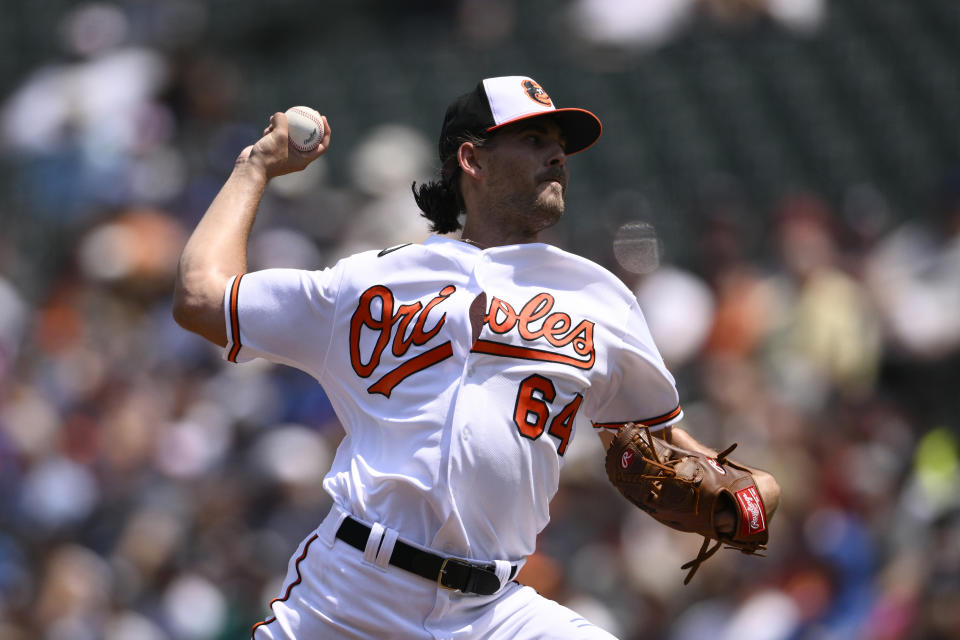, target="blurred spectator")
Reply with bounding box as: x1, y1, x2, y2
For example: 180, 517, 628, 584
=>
763, 192, 883, 405
568, 0, 826, 57
568, 0, 697, 51
1, 7, 172, 221
865, 177, 960, 362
